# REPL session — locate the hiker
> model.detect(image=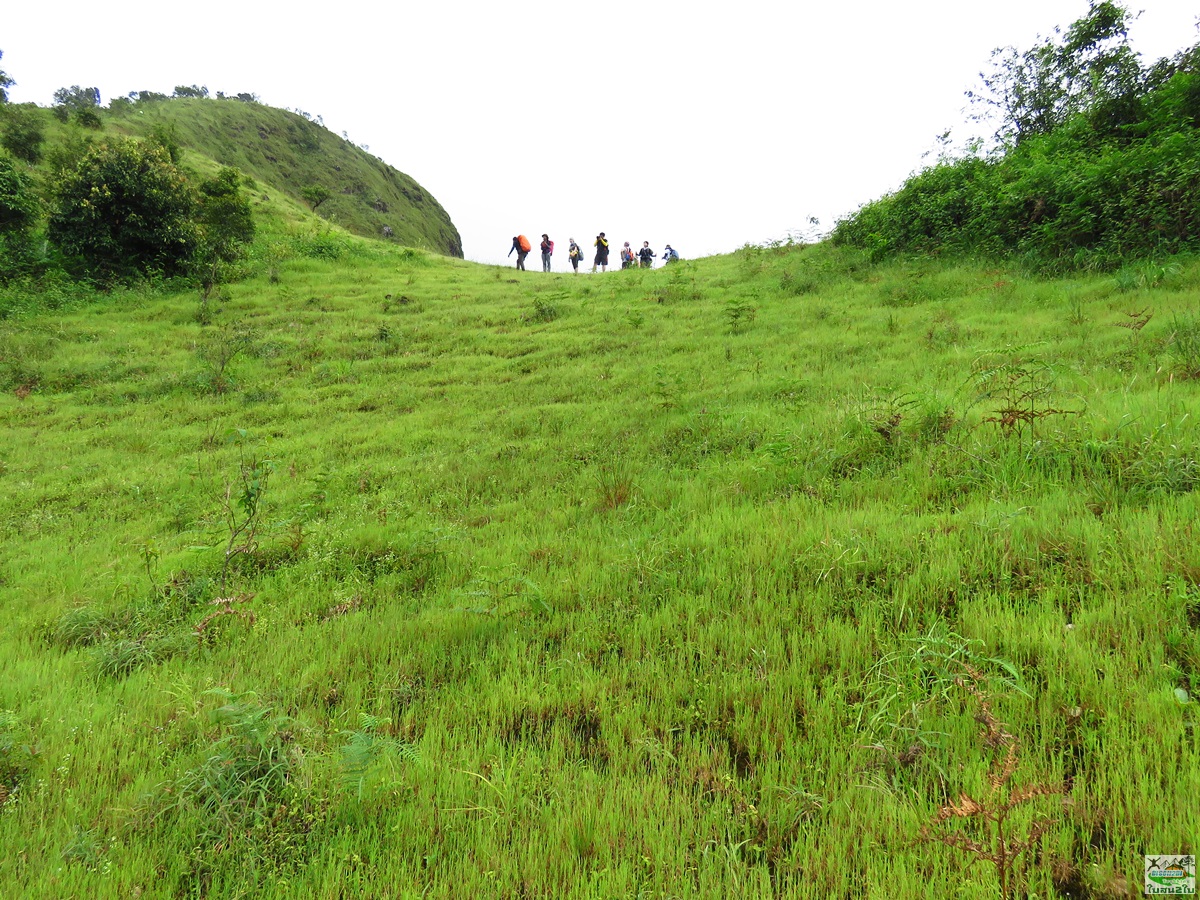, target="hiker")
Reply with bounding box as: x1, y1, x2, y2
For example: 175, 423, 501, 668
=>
637, 241, 654, 268
620, 242, 635, 270
568, 238, 582, 273
540, 234, 554, 272
592, 233, 609, 272
509, 234, 531, 271
661, 244, 680, 264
